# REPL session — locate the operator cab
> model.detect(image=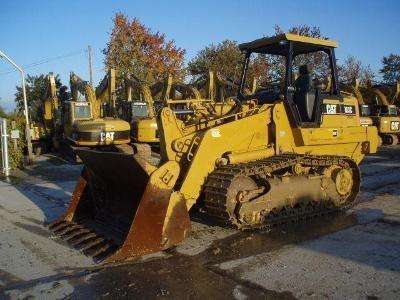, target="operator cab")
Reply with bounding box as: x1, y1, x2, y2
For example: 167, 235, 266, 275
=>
73, 102, 92, 120
131, 101, 149, 118
62, 101, 93, 126
238, 33, 341, 127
